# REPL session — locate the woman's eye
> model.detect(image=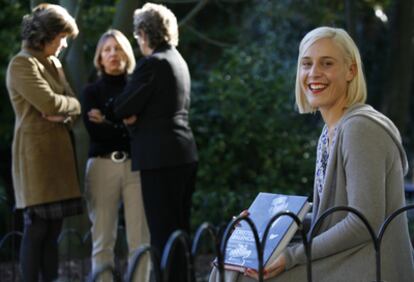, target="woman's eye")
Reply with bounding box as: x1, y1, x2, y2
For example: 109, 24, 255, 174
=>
323, 60, 334, 67
301, 61, 312, 68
